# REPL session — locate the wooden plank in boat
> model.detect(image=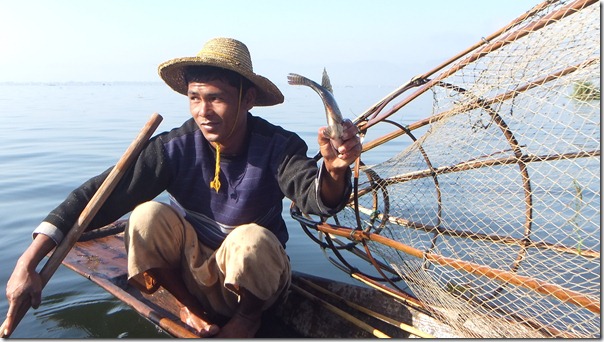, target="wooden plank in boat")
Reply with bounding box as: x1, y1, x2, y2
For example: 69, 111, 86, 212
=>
62, 224, 431, 338
63, 231, 198, 338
